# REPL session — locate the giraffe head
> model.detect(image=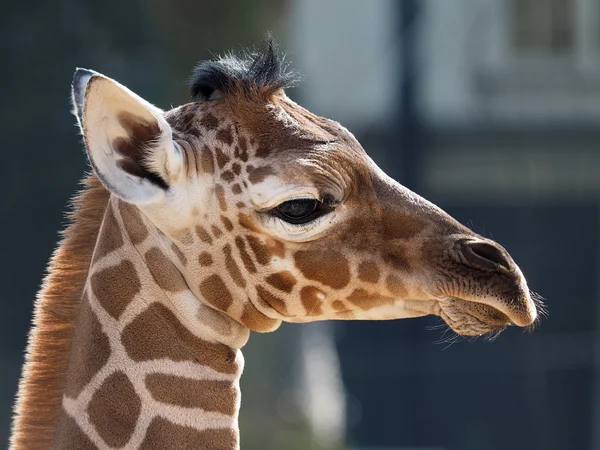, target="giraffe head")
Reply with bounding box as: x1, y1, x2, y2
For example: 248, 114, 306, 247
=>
72, 42, 541, 338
